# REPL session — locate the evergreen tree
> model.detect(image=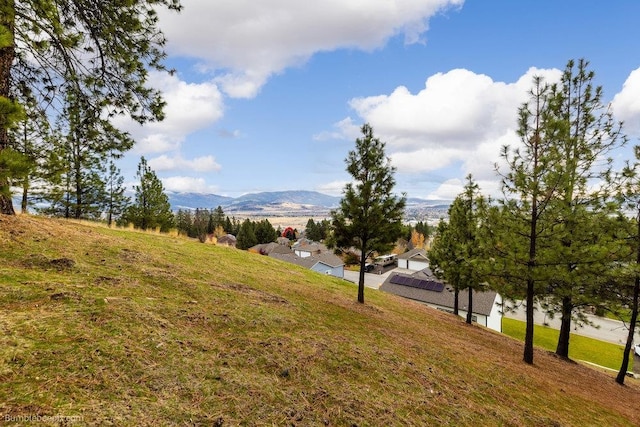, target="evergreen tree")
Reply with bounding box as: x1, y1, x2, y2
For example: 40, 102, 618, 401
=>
429, 218, 462, 315
236, 219, 257, 250
255, 219, 277, 244
0, 0, 182, 215
543, 59, 627, 359
211, 206, 226, 231
175, 209, 193, 236
119, 157, 174, 232
8, 85, 52, 213
490, 75, 562, 364
104, 155, 129, 227
305, 218, 323, 241
330, 123, 406, 304
430, 175, 487, 322
193, 208, 210, 242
